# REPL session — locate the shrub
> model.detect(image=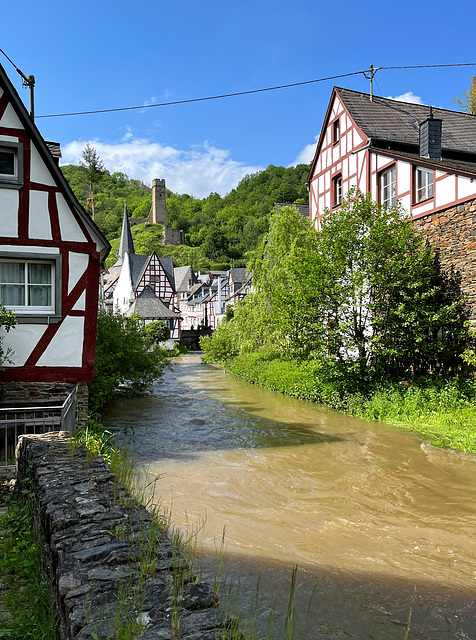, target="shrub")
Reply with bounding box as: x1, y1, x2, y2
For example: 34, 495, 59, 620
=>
144, 320, 170, 344
89, 310, 167, 411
